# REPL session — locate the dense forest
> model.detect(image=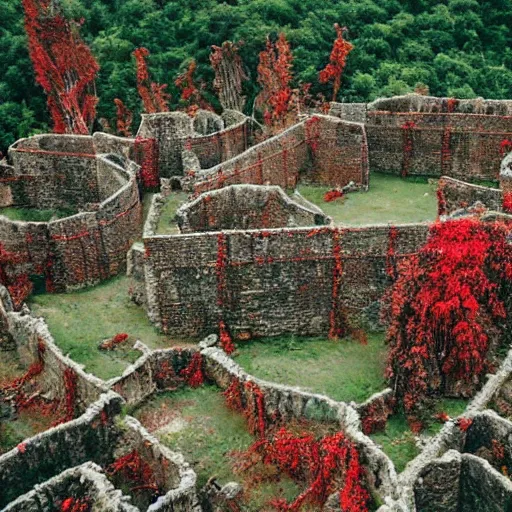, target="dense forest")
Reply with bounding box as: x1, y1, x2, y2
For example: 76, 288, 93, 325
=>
2, 0, 512, 150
